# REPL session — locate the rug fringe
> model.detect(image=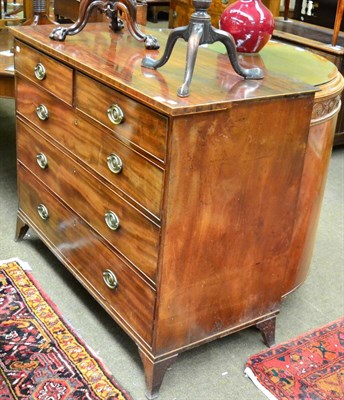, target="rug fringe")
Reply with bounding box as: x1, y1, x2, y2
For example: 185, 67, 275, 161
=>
0, 257, 32, 270
244, 367, 278, 400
